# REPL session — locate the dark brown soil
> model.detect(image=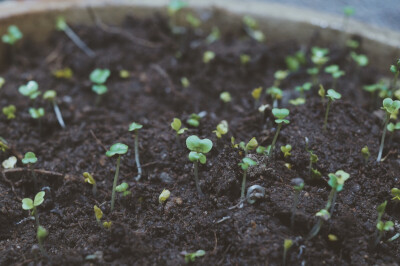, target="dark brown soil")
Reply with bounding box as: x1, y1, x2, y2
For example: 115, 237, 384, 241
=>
1, 13, 399, 266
